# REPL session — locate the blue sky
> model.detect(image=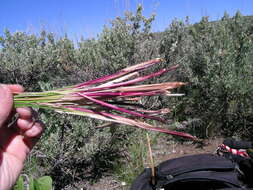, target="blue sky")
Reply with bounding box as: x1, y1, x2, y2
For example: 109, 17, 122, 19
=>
1, 0, 252, 41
